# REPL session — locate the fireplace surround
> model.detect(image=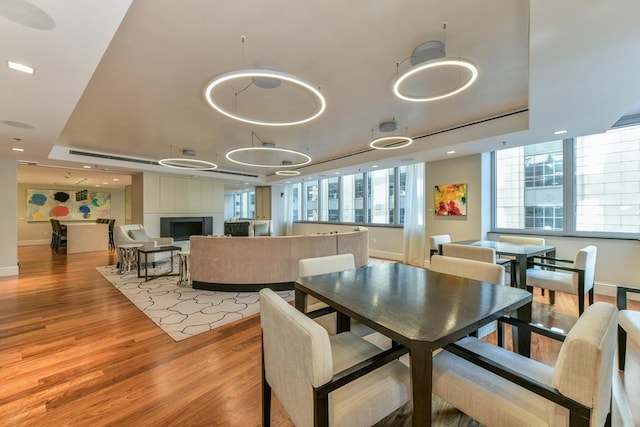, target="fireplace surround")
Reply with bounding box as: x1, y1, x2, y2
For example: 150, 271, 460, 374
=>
160, 217, 213, 241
